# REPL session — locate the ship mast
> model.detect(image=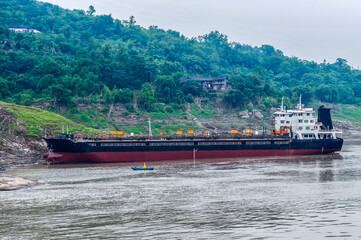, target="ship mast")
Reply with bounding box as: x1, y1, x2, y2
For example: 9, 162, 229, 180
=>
148, 118, 153, 137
